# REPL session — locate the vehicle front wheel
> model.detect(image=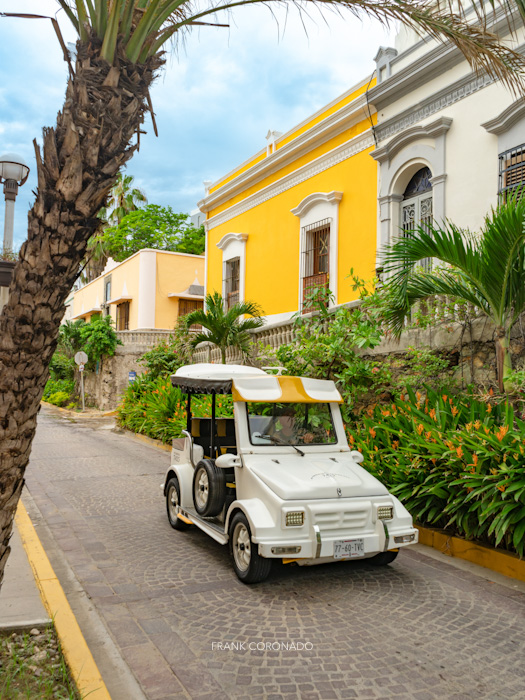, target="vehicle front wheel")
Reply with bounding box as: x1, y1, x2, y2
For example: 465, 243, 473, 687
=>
166, 477, 189, 531
229, 512, 272, 584
369, 550, 399, 566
